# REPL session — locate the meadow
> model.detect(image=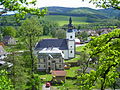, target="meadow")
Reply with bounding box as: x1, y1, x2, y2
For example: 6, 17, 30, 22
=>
41, 15, 89, 26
